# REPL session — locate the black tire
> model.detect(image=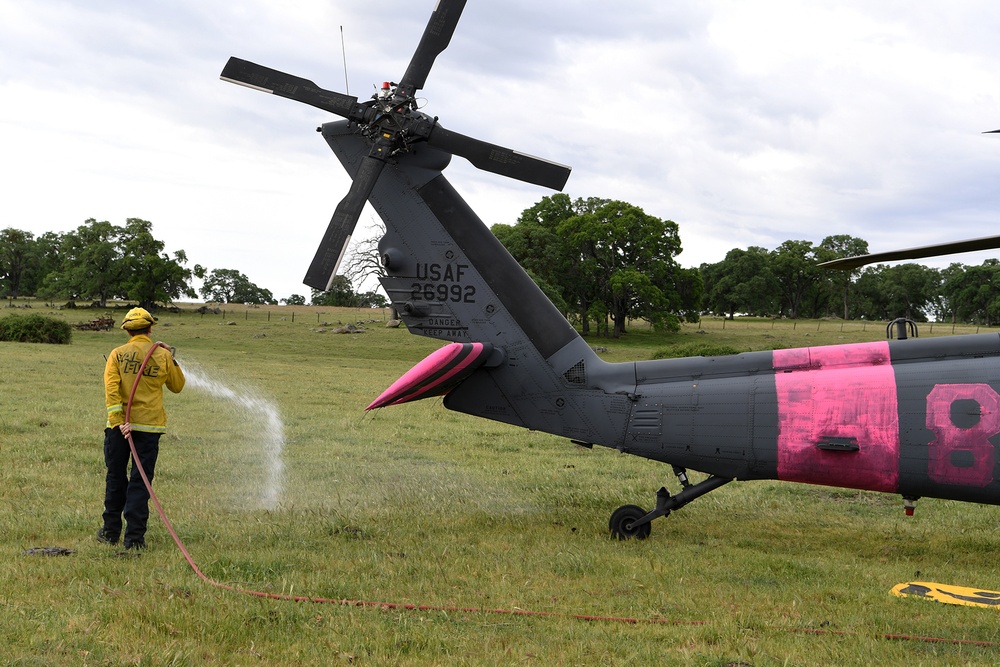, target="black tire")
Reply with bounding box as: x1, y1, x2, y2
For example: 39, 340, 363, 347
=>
609, 504, 651, 540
